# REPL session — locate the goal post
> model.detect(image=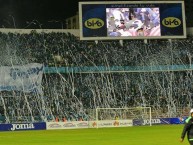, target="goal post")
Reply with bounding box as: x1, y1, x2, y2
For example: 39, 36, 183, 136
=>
92, 107, 152, 128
